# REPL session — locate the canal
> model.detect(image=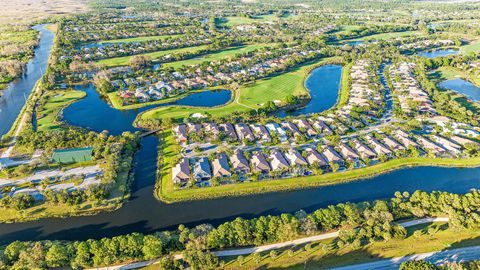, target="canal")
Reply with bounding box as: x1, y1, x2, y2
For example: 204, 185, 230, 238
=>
0, 26, 479, 245
0, 25, 54, 137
